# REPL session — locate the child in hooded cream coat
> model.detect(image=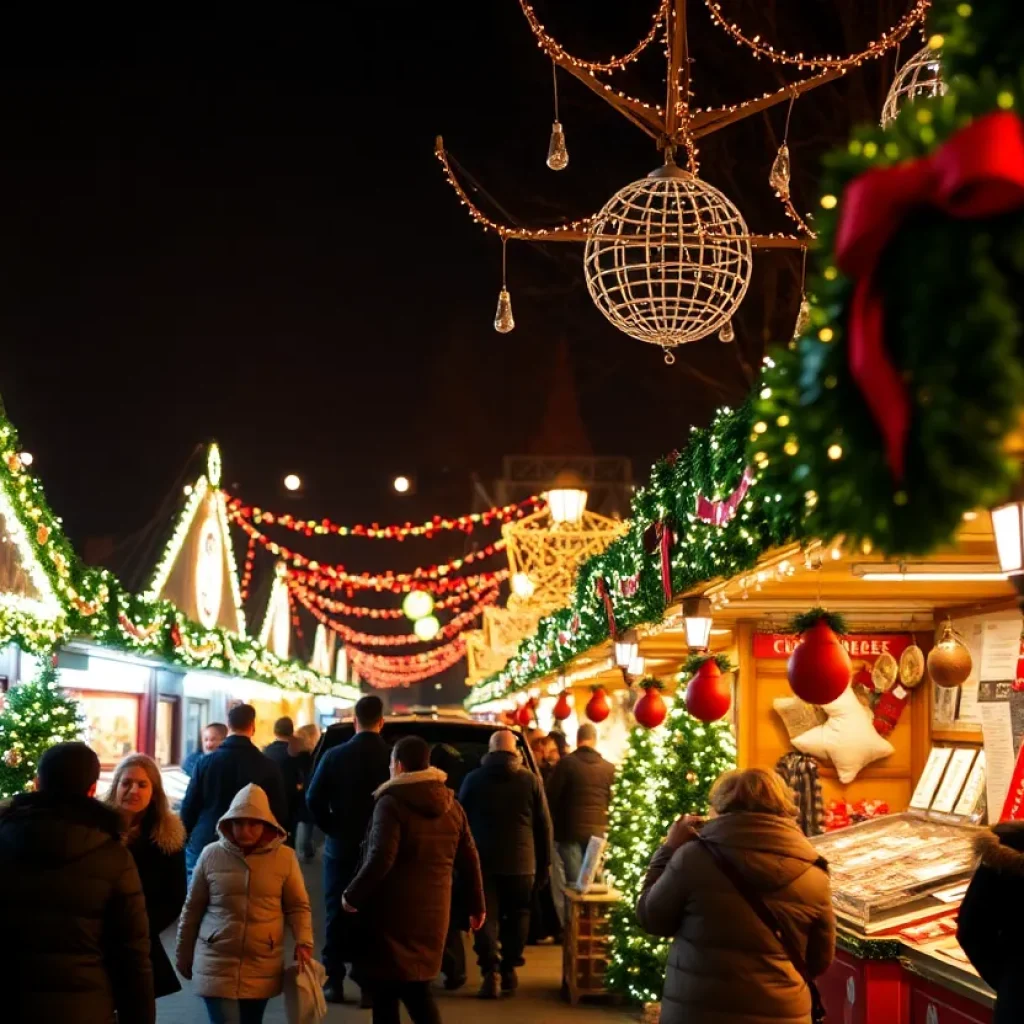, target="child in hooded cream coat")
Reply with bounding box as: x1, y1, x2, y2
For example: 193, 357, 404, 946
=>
176, 783, 314, 1024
